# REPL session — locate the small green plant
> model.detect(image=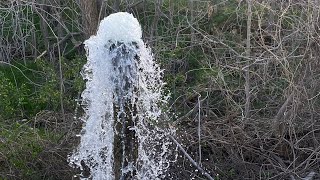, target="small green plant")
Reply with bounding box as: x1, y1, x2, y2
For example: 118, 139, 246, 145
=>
0, 121, 44, 179
0, 57, 86, 120
0, 71, 29, 118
